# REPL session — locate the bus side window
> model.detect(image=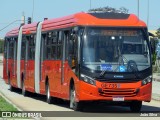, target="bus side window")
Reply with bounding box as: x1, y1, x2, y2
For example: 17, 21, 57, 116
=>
21, 37, 26, 60
14, 37, 18, 60
28, 35, 36, 60
62, 30, 75, 68
9, 38, 14, 59
68, 30, 77, 69
57, 31, 63, 60
51, 31, 57, 60
41, 34, 46, 61
4, 38, 8, 59
46, 32, 52, 60
46, 31, 57, 60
